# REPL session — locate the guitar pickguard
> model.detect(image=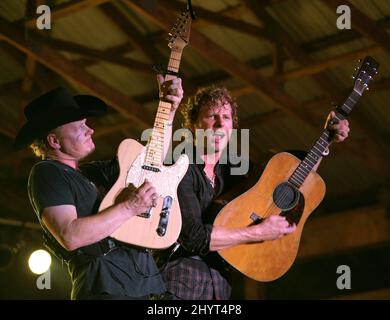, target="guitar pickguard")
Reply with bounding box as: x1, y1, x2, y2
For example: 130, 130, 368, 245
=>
125, 148, 189, 199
